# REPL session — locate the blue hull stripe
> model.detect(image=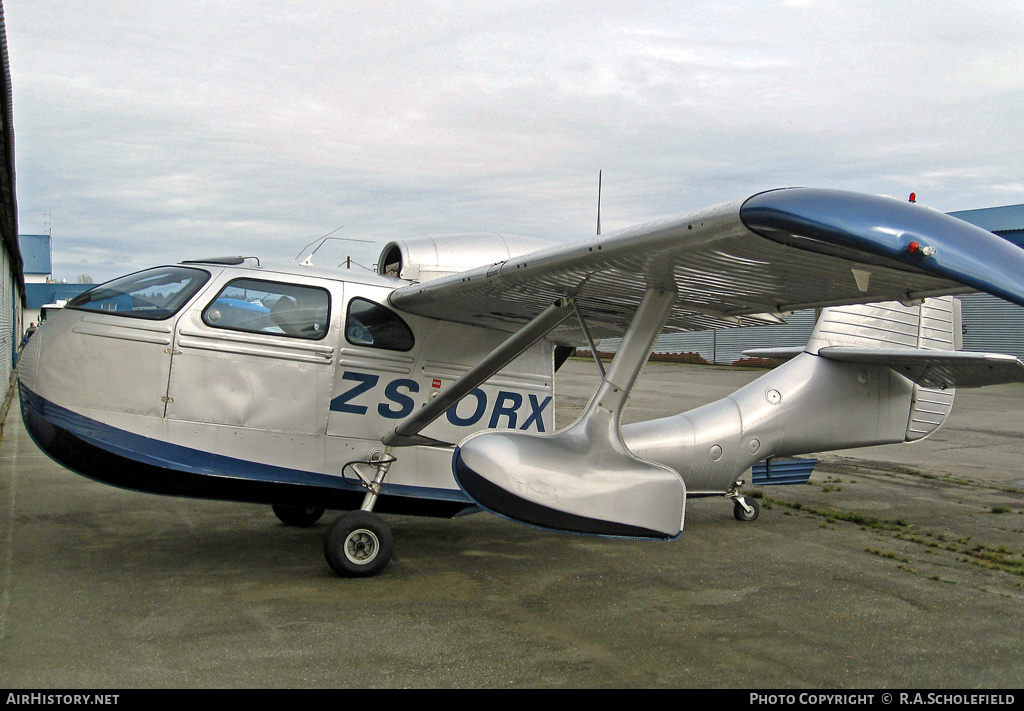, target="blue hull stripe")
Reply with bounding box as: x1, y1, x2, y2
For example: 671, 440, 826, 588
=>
19, 383, 471, 505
